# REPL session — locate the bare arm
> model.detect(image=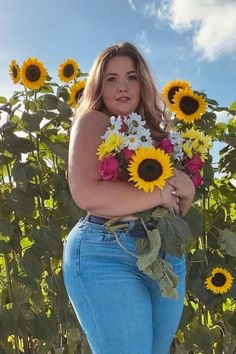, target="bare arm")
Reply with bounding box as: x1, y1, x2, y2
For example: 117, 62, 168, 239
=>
68, 110, 178, 218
